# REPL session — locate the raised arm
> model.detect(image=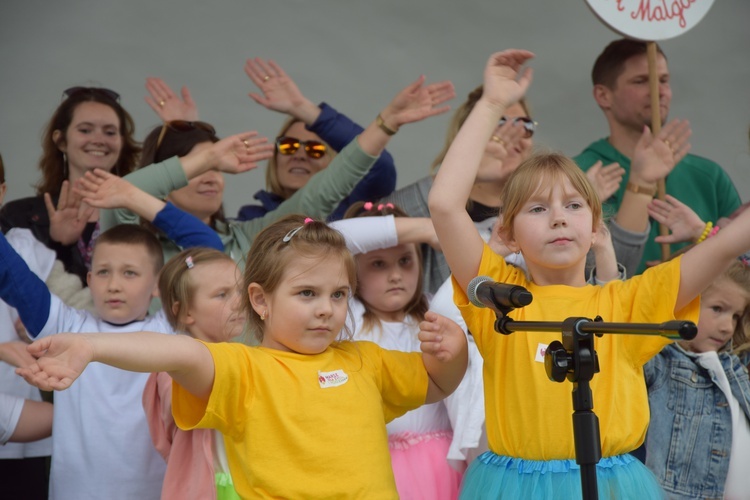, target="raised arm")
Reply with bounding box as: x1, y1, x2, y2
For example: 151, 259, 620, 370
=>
0, 232, 51, 337
17, 332, 215, 398
245, 58, 398, 215
429, 49, 533, 291
100, 131, 274, 232
677, 204, 750, 310
613, 120, 691, 233
417, 311, 468, 403
76, 169, 223, 251
145, 77, 199, 122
